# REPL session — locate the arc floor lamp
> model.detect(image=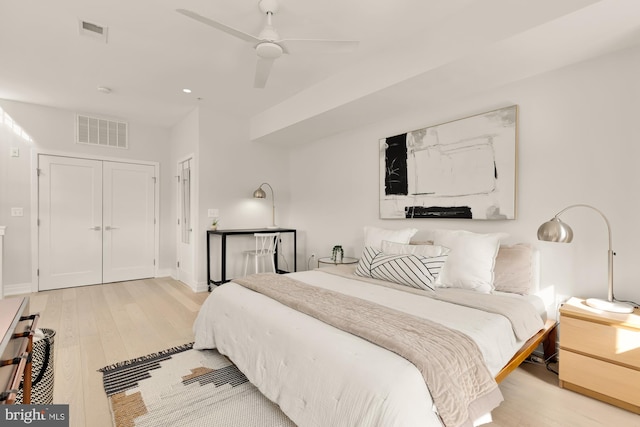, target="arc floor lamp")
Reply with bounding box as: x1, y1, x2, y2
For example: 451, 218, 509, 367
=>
537, 204, 634, 314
